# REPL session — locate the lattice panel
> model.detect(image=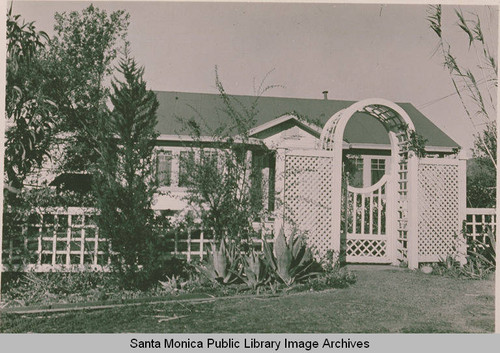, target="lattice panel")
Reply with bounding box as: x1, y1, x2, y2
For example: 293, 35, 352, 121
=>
346, 239, 386, 258
284, 154, 334, 255
417, 162, 460, 259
